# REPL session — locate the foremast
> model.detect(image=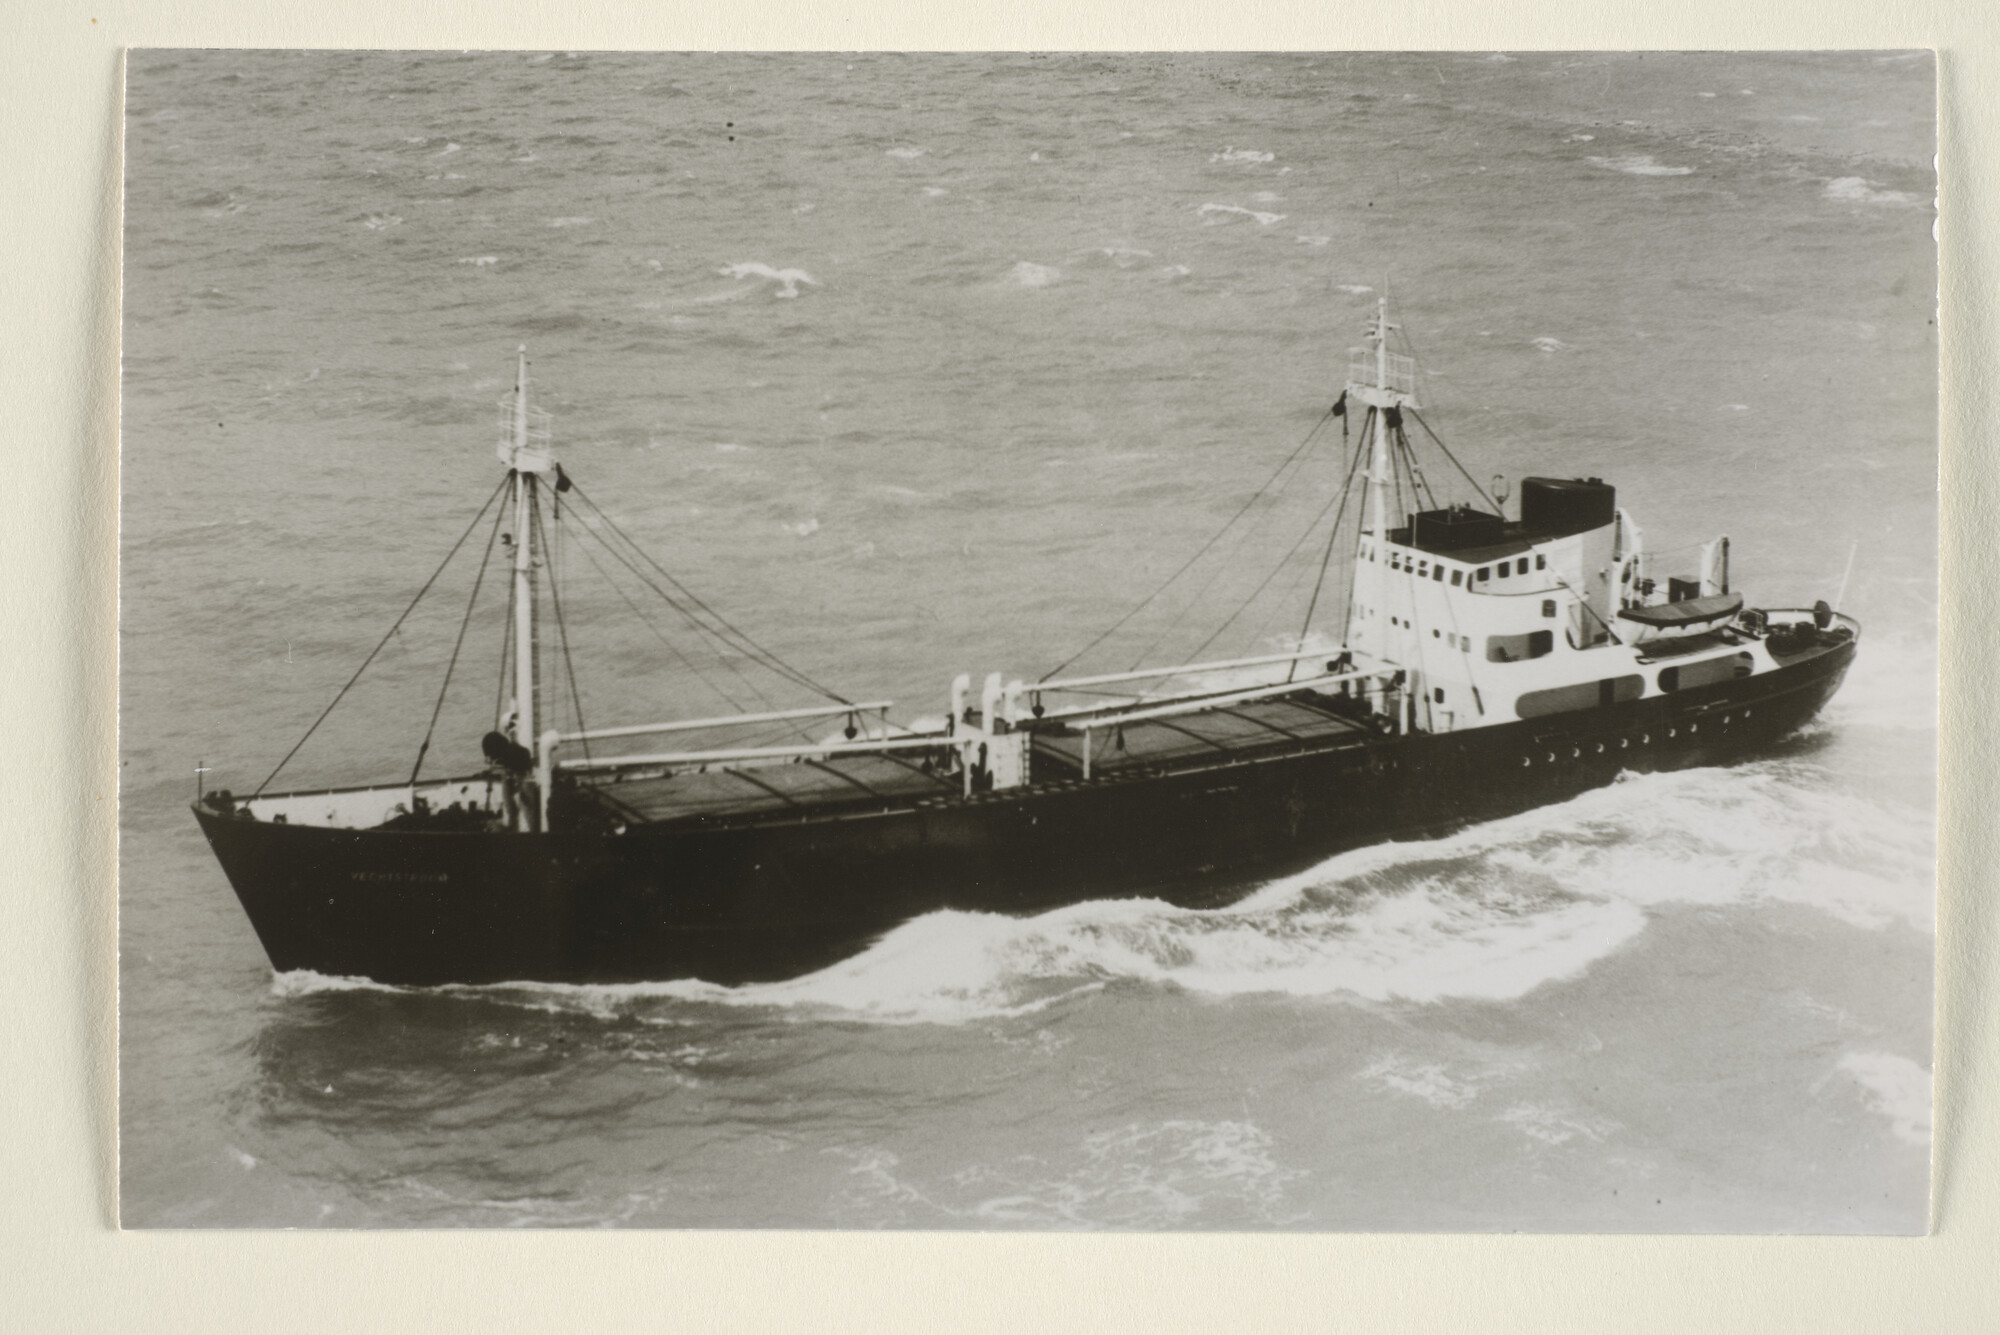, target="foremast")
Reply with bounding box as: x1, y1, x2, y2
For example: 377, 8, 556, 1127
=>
1341, 298, 1419, 719
499, 346, 558, 831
